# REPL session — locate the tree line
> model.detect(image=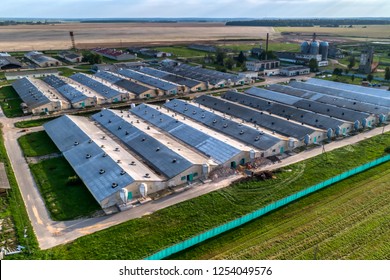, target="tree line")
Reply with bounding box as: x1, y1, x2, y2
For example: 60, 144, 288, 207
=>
226, 19, 390, 27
